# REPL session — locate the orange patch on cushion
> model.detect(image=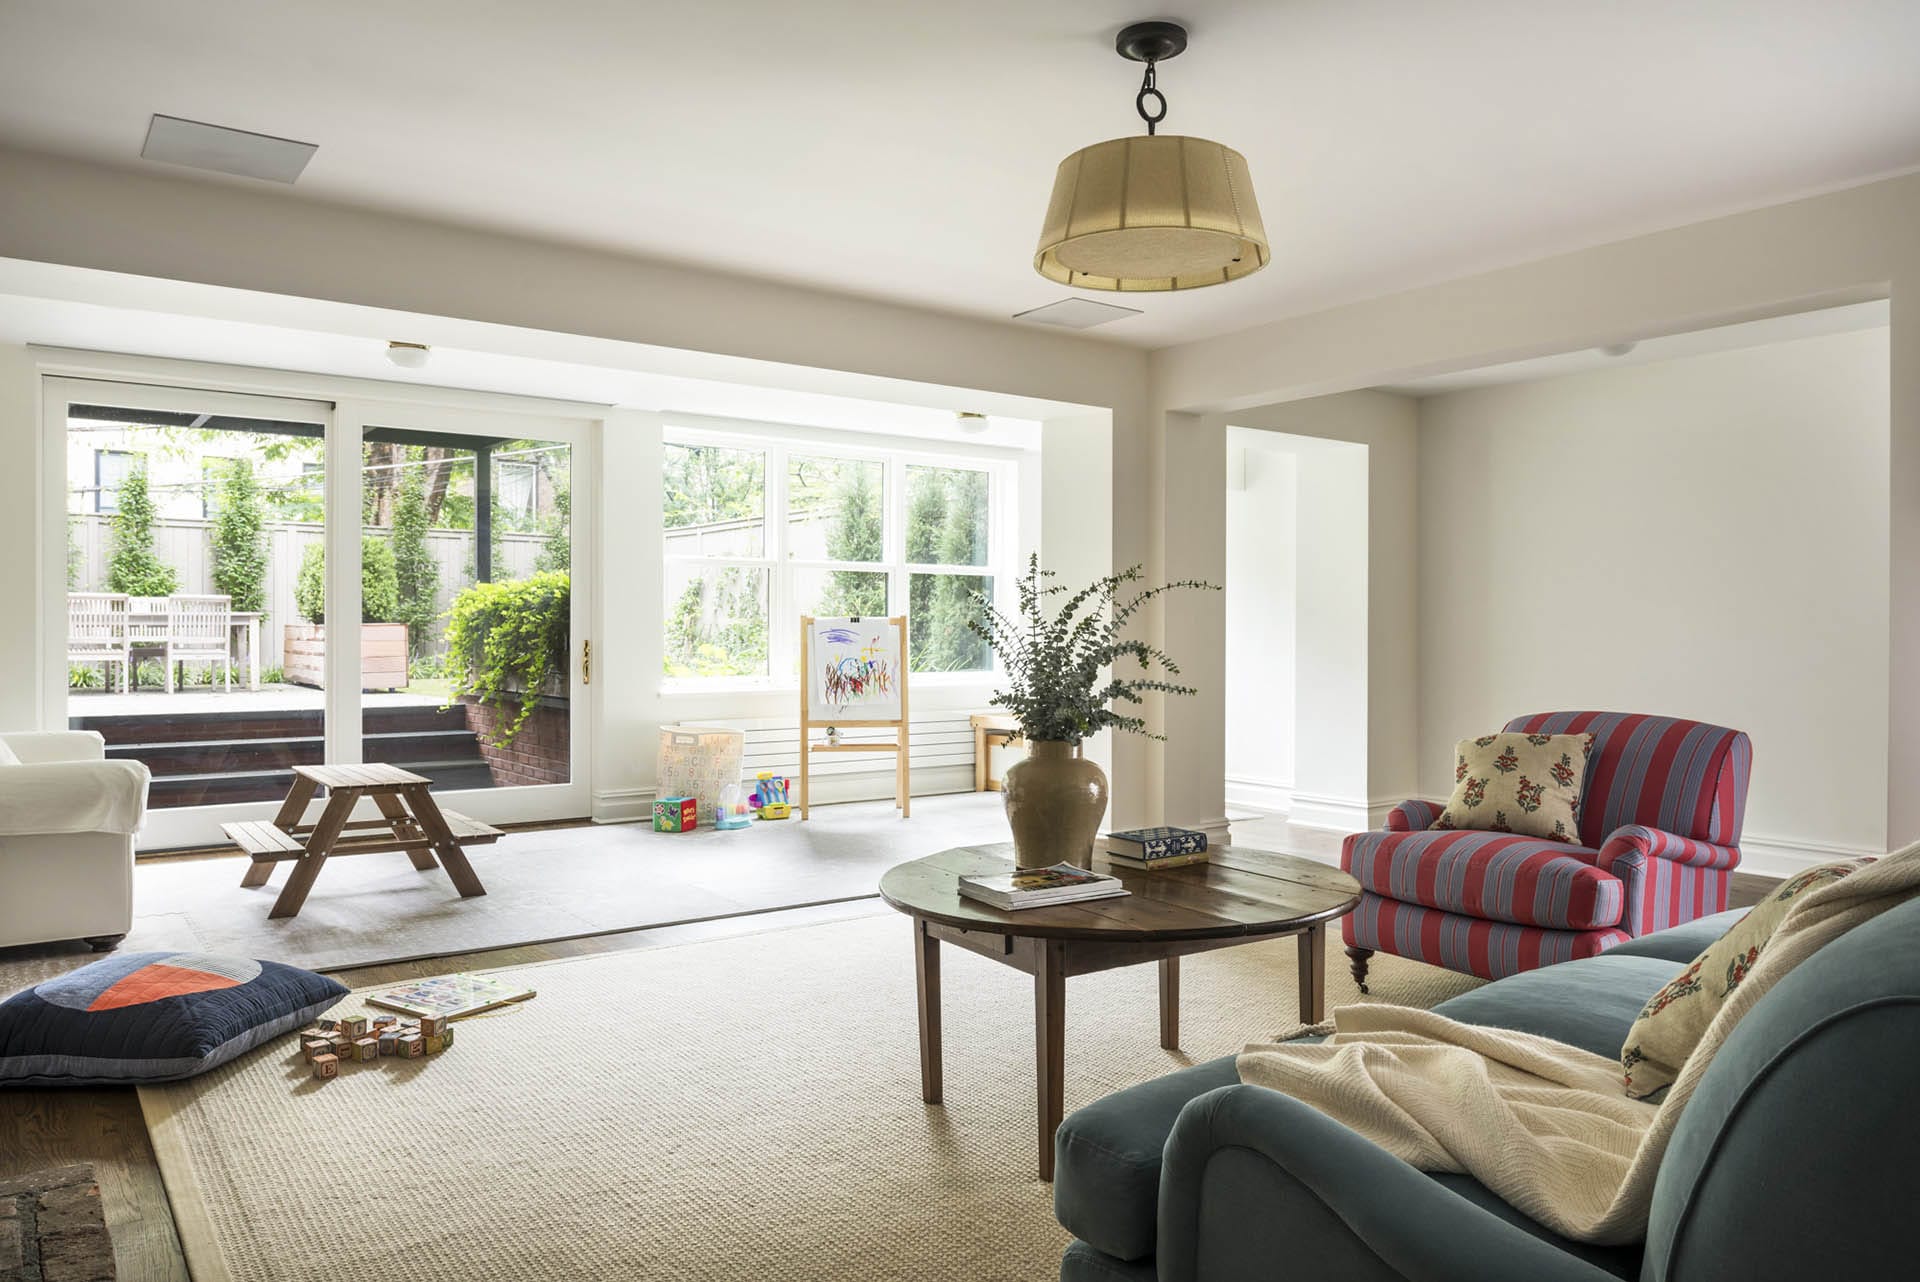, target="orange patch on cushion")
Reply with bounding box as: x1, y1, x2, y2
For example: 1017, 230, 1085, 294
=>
88, 963, 246, 1011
